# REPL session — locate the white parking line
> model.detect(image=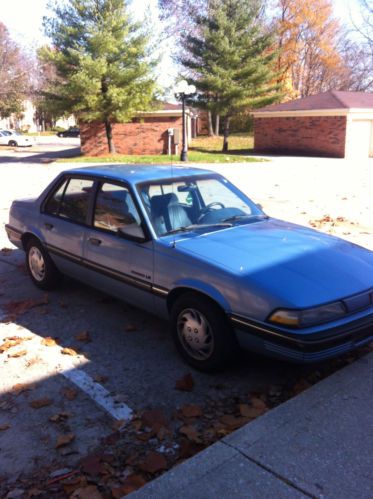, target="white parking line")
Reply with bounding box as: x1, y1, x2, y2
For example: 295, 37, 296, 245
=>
62, 368, 132, 421
0, 312, 133, 421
